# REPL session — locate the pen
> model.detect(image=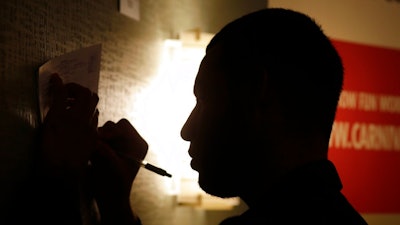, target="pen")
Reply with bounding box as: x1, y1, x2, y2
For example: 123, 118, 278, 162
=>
137, 159, 172, 178
117, 152, 172, 178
